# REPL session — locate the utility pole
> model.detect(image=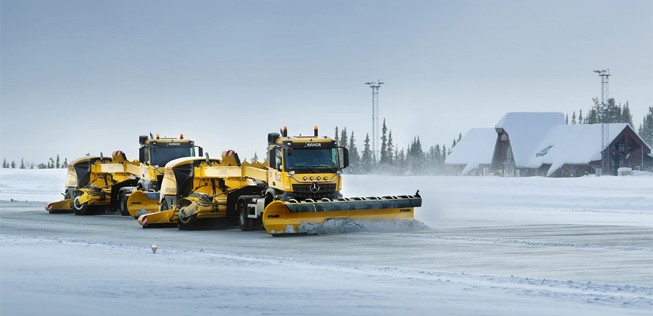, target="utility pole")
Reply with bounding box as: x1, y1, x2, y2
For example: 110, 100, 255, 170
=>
593, 69, 610, 175
365, 80, 384, 161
